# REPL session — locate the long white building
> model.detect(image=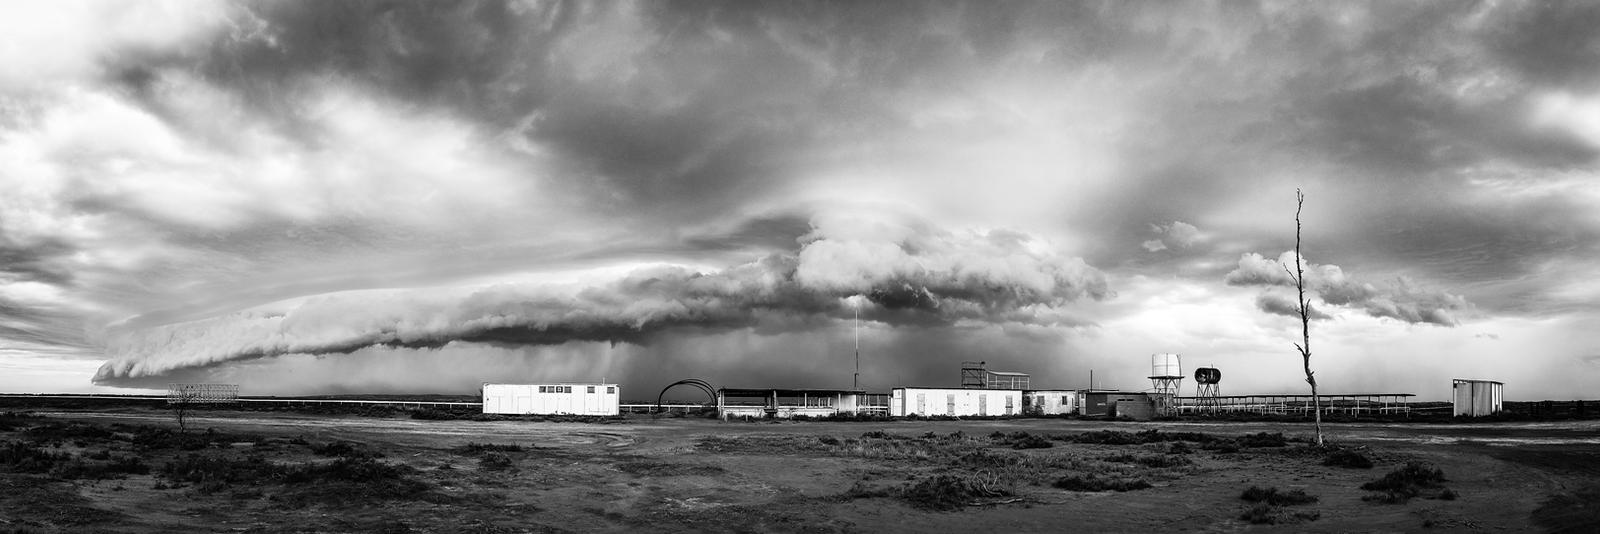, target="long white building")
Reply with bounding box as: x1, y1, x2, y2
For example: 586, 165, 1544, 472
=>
890, 387, 1023, 417
481, 383, 620, 416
